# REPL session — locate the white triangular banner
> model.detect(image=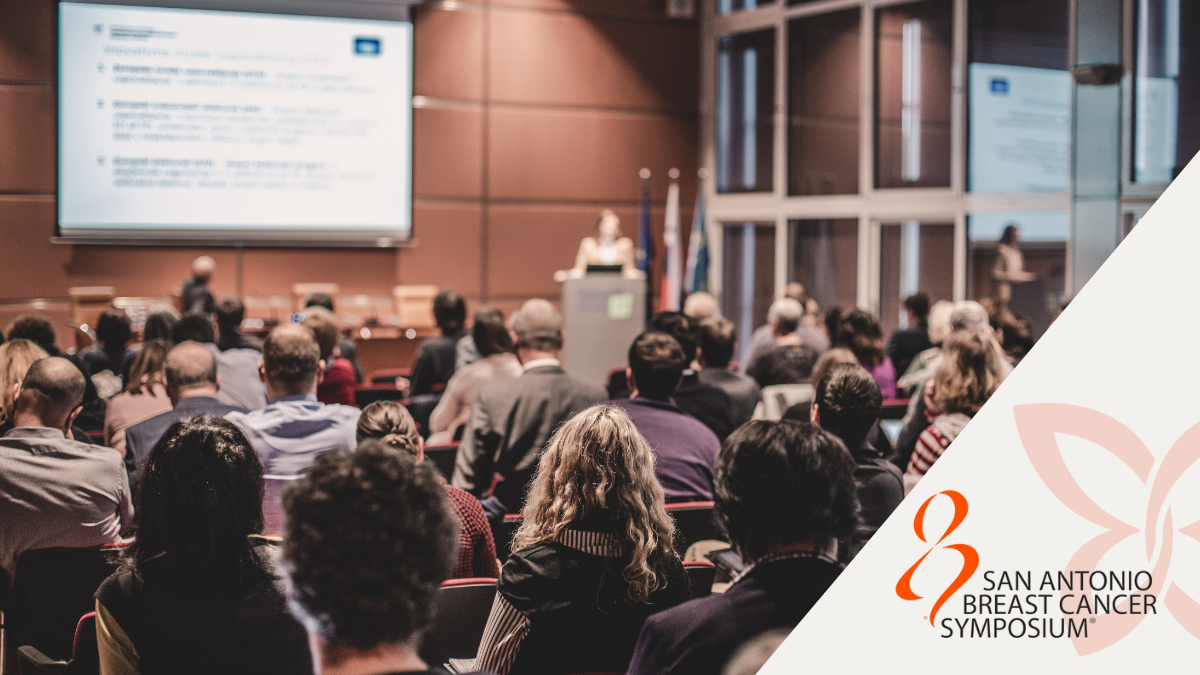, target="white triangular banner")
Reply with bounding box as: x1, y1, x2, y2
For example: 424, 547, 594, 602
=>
769, 153, 1200, 671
